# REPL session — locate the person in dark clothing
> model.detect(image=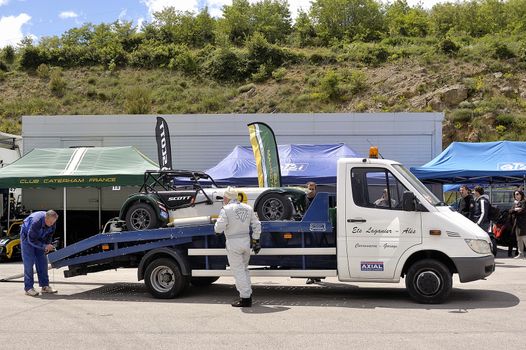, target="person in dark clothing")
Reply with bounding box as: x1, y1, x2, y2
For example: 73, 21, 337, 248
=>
472, 186, 496, 256
305, 181, 317, 208
472, 186, 491, 232
20, 210, 59, 296
458, 185, 475, 220
509, 190, 526, 259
